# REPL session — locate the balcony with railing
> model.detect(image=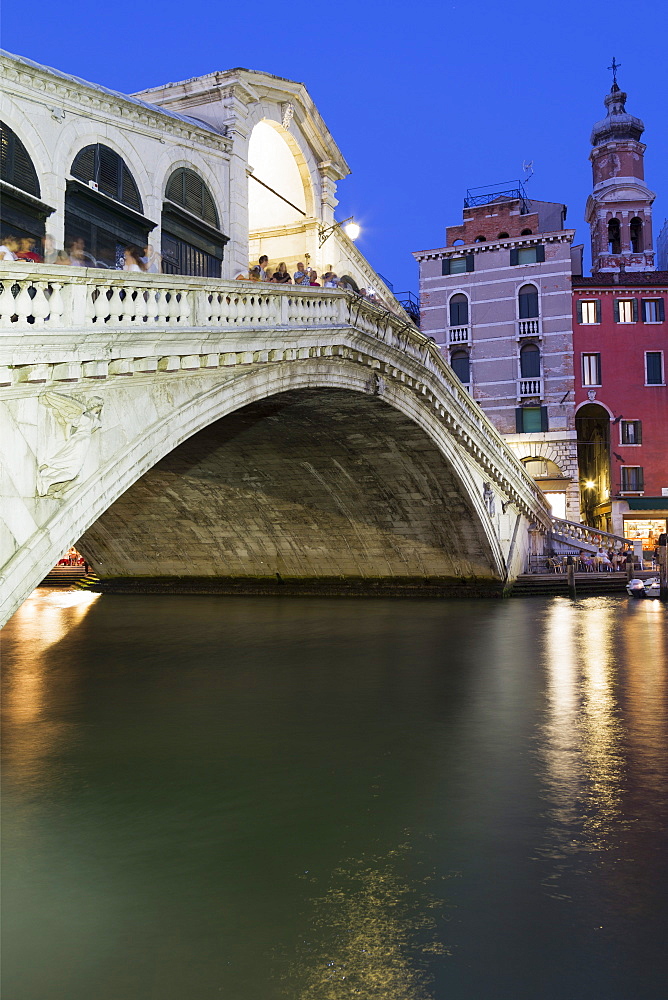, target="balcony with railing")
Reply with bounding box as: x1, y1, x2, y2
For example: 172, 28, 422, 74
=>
517, 318, 541, 338
448, 325, 470, 345
518, 378, 543, 398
